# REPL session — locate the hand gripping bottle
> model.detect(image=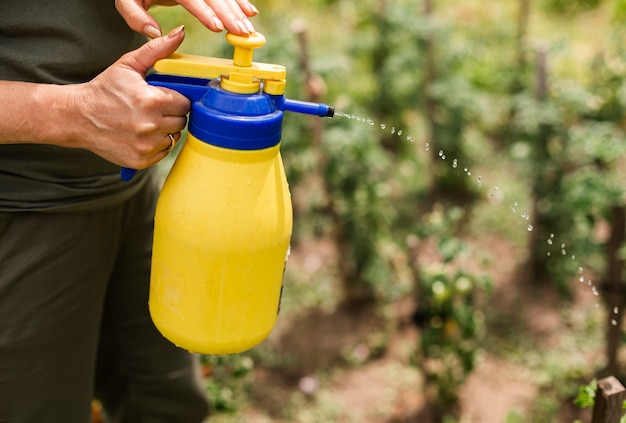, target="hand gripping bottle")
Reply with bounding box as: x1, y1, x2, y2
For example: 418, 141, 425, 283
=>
145, 32, 333, 355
